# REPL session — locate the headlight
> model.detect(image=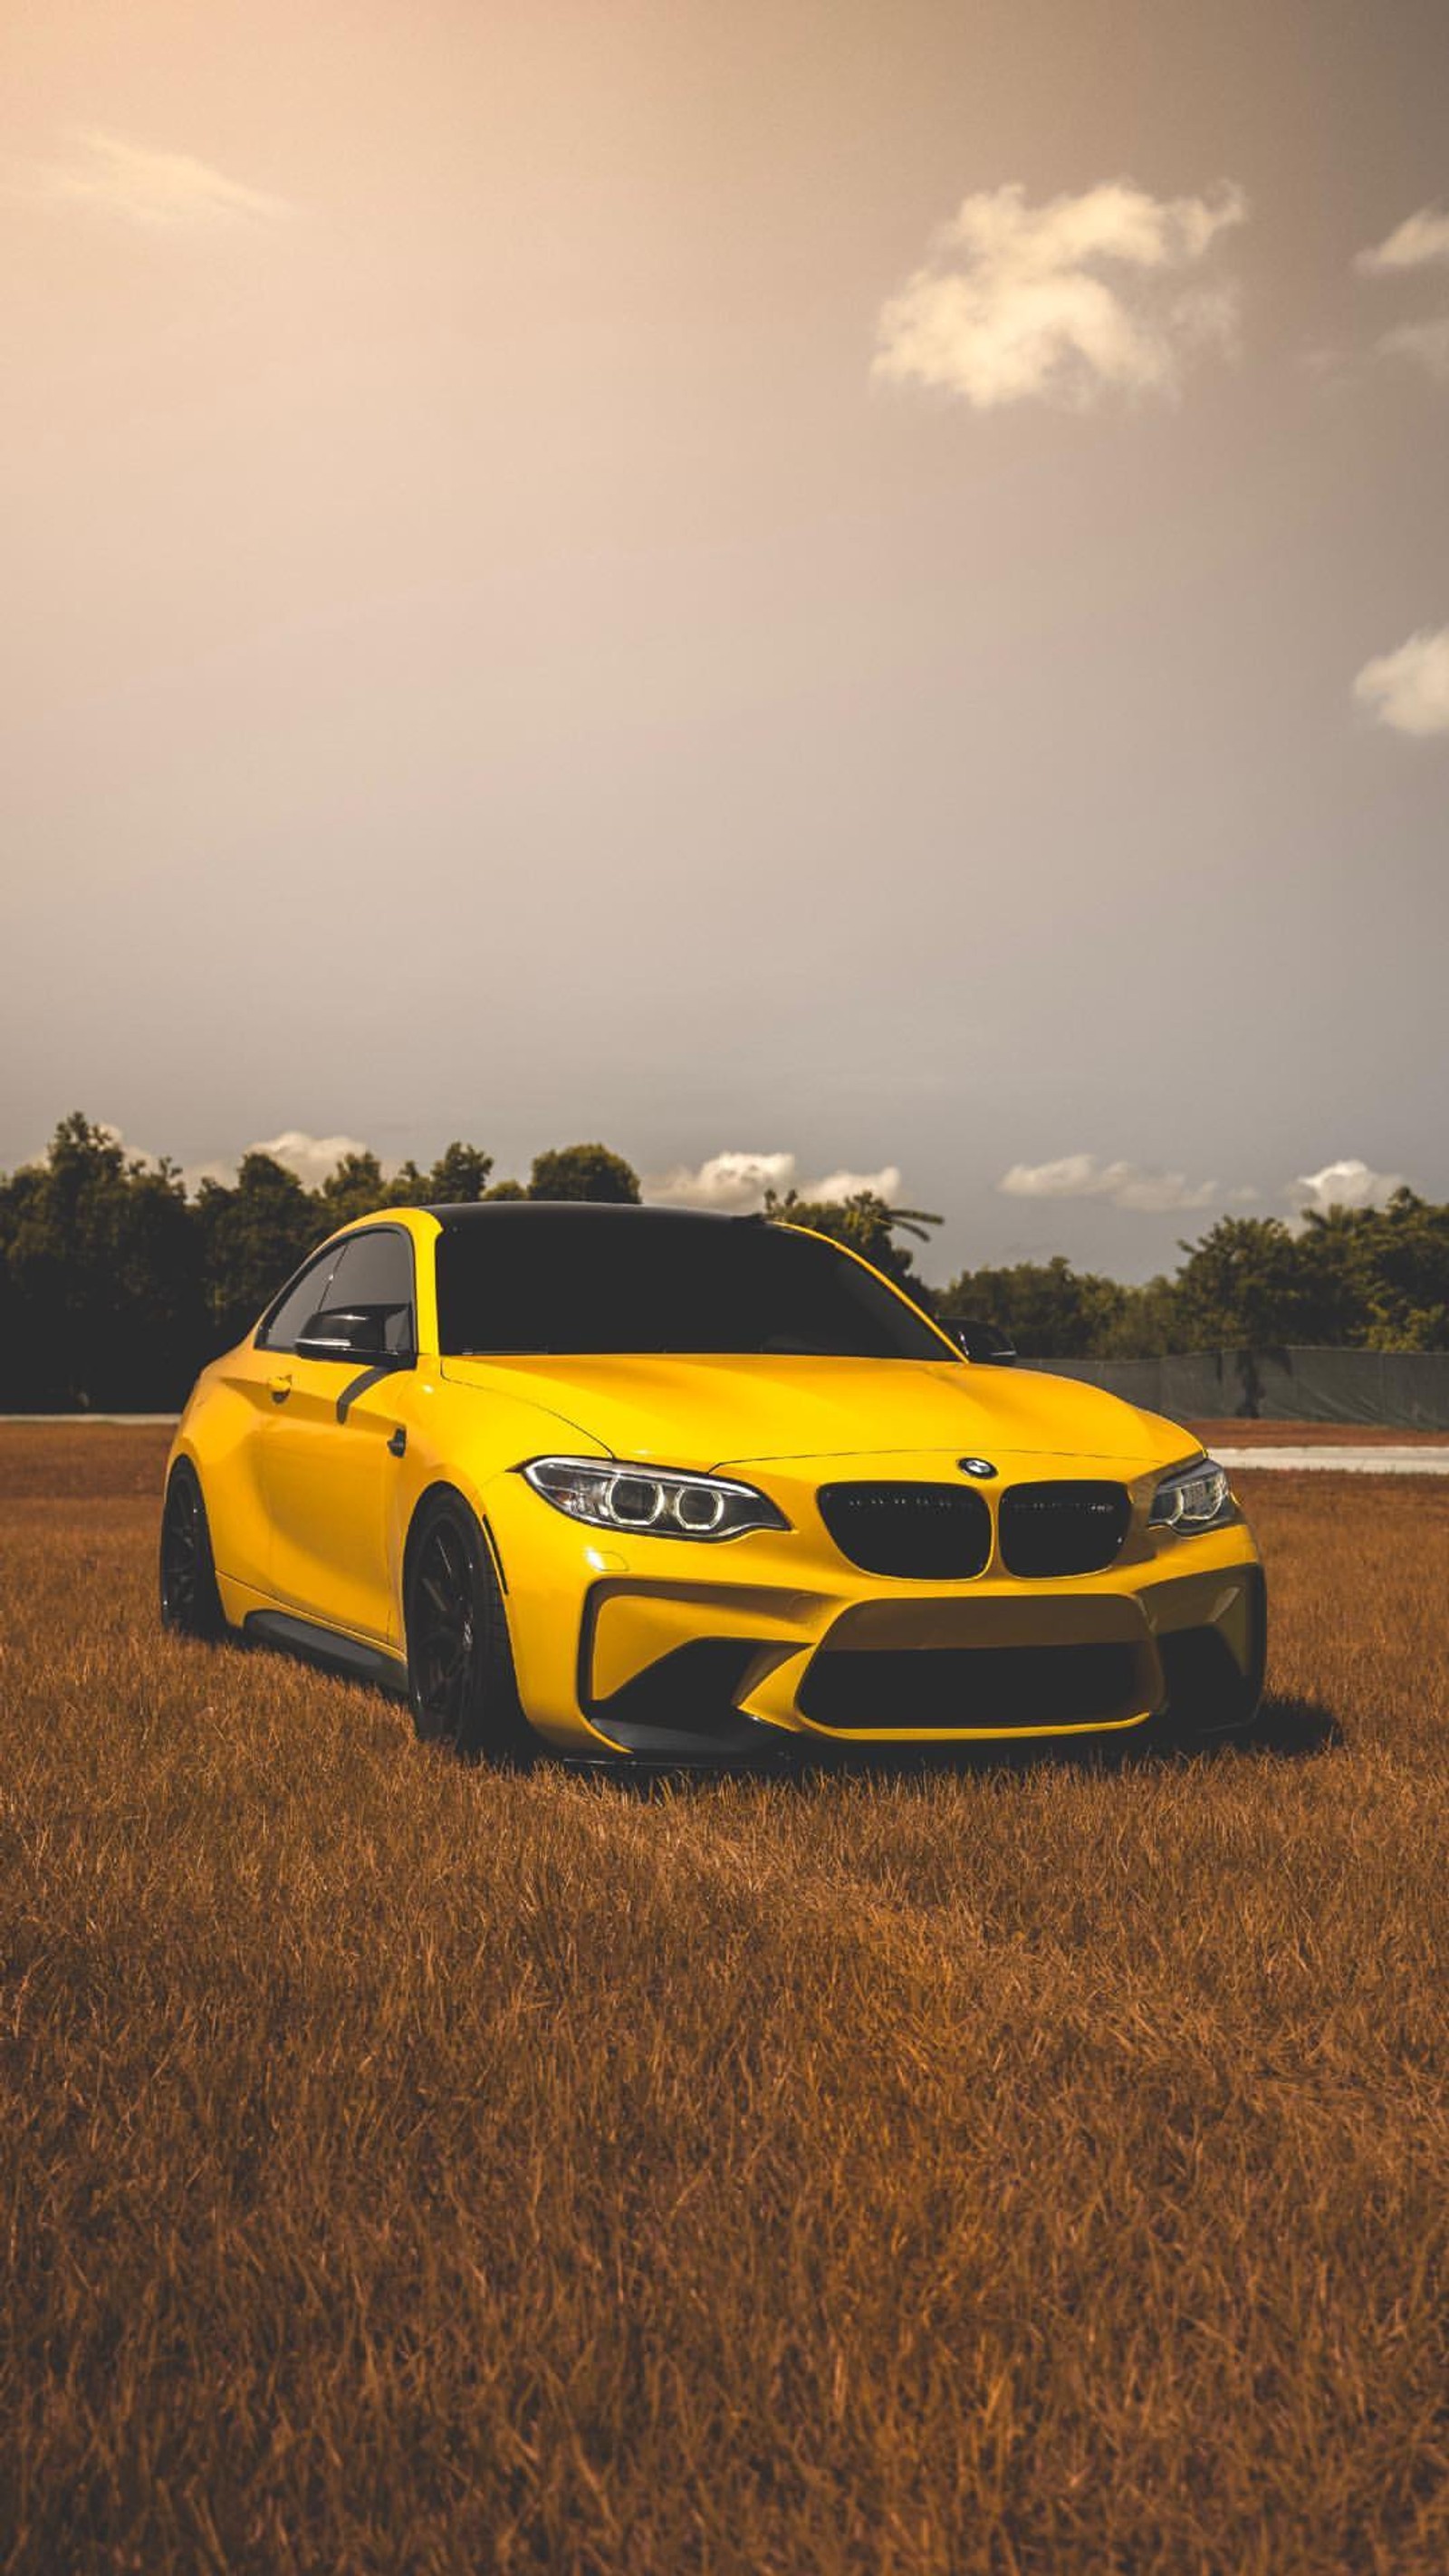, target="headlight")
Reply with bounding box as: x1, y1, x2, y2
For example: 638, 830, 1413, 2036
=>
1149, 1458, 1233, 1532
520, 1456, 791, 1541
